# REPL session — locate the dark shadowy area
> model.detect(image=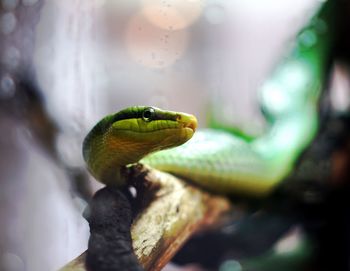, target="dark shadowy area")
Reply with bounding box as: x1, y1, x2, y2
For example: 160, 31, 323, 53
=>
303, 126, 350, 271
173, 212, 296, 269
84, 187, 143, 271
